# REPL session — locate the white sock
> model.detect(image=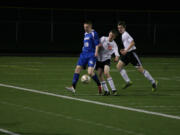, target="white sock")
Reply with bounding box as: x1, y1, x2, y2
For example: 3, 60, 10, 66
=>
101, 81, 109, 92
143, 70, 155, 84
120, 69, 130, 83
107, 77, 116, 91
